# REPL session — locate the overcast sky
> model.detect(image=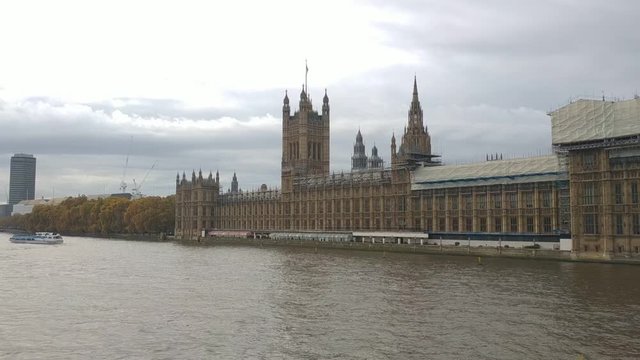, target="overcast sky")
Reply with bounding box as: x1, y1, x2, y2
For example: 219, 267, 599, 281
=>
1, 0, 639, 201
